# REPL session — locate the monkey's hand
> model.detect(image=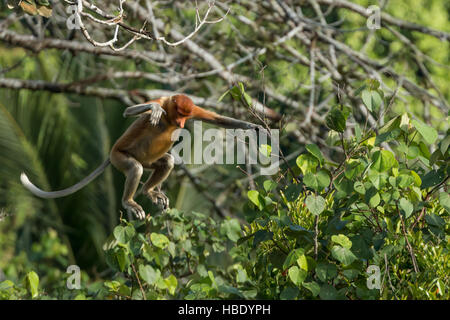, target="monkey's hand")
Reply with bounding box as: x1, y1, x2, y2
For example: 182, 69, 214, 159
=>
144, 190, 169, 211
148, 103, 166, 126
123, 102, 166, 126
